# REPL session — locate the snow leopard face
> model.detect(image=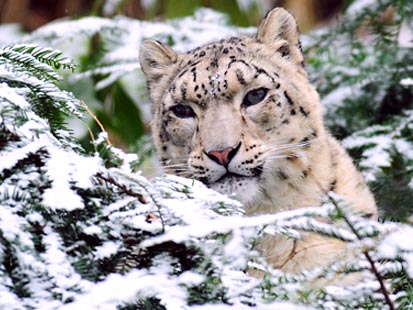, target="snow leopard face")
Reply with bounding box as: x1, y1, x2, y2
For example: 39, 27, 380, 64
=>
140, 8, 324, 206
